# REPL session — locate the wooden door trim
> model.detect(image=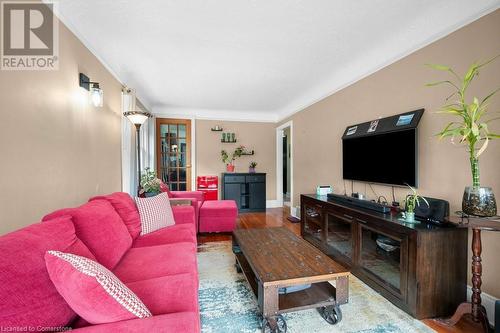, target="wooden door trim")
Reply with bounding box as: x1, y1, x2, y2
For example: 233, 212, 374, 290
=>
156, 118, 192, 190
